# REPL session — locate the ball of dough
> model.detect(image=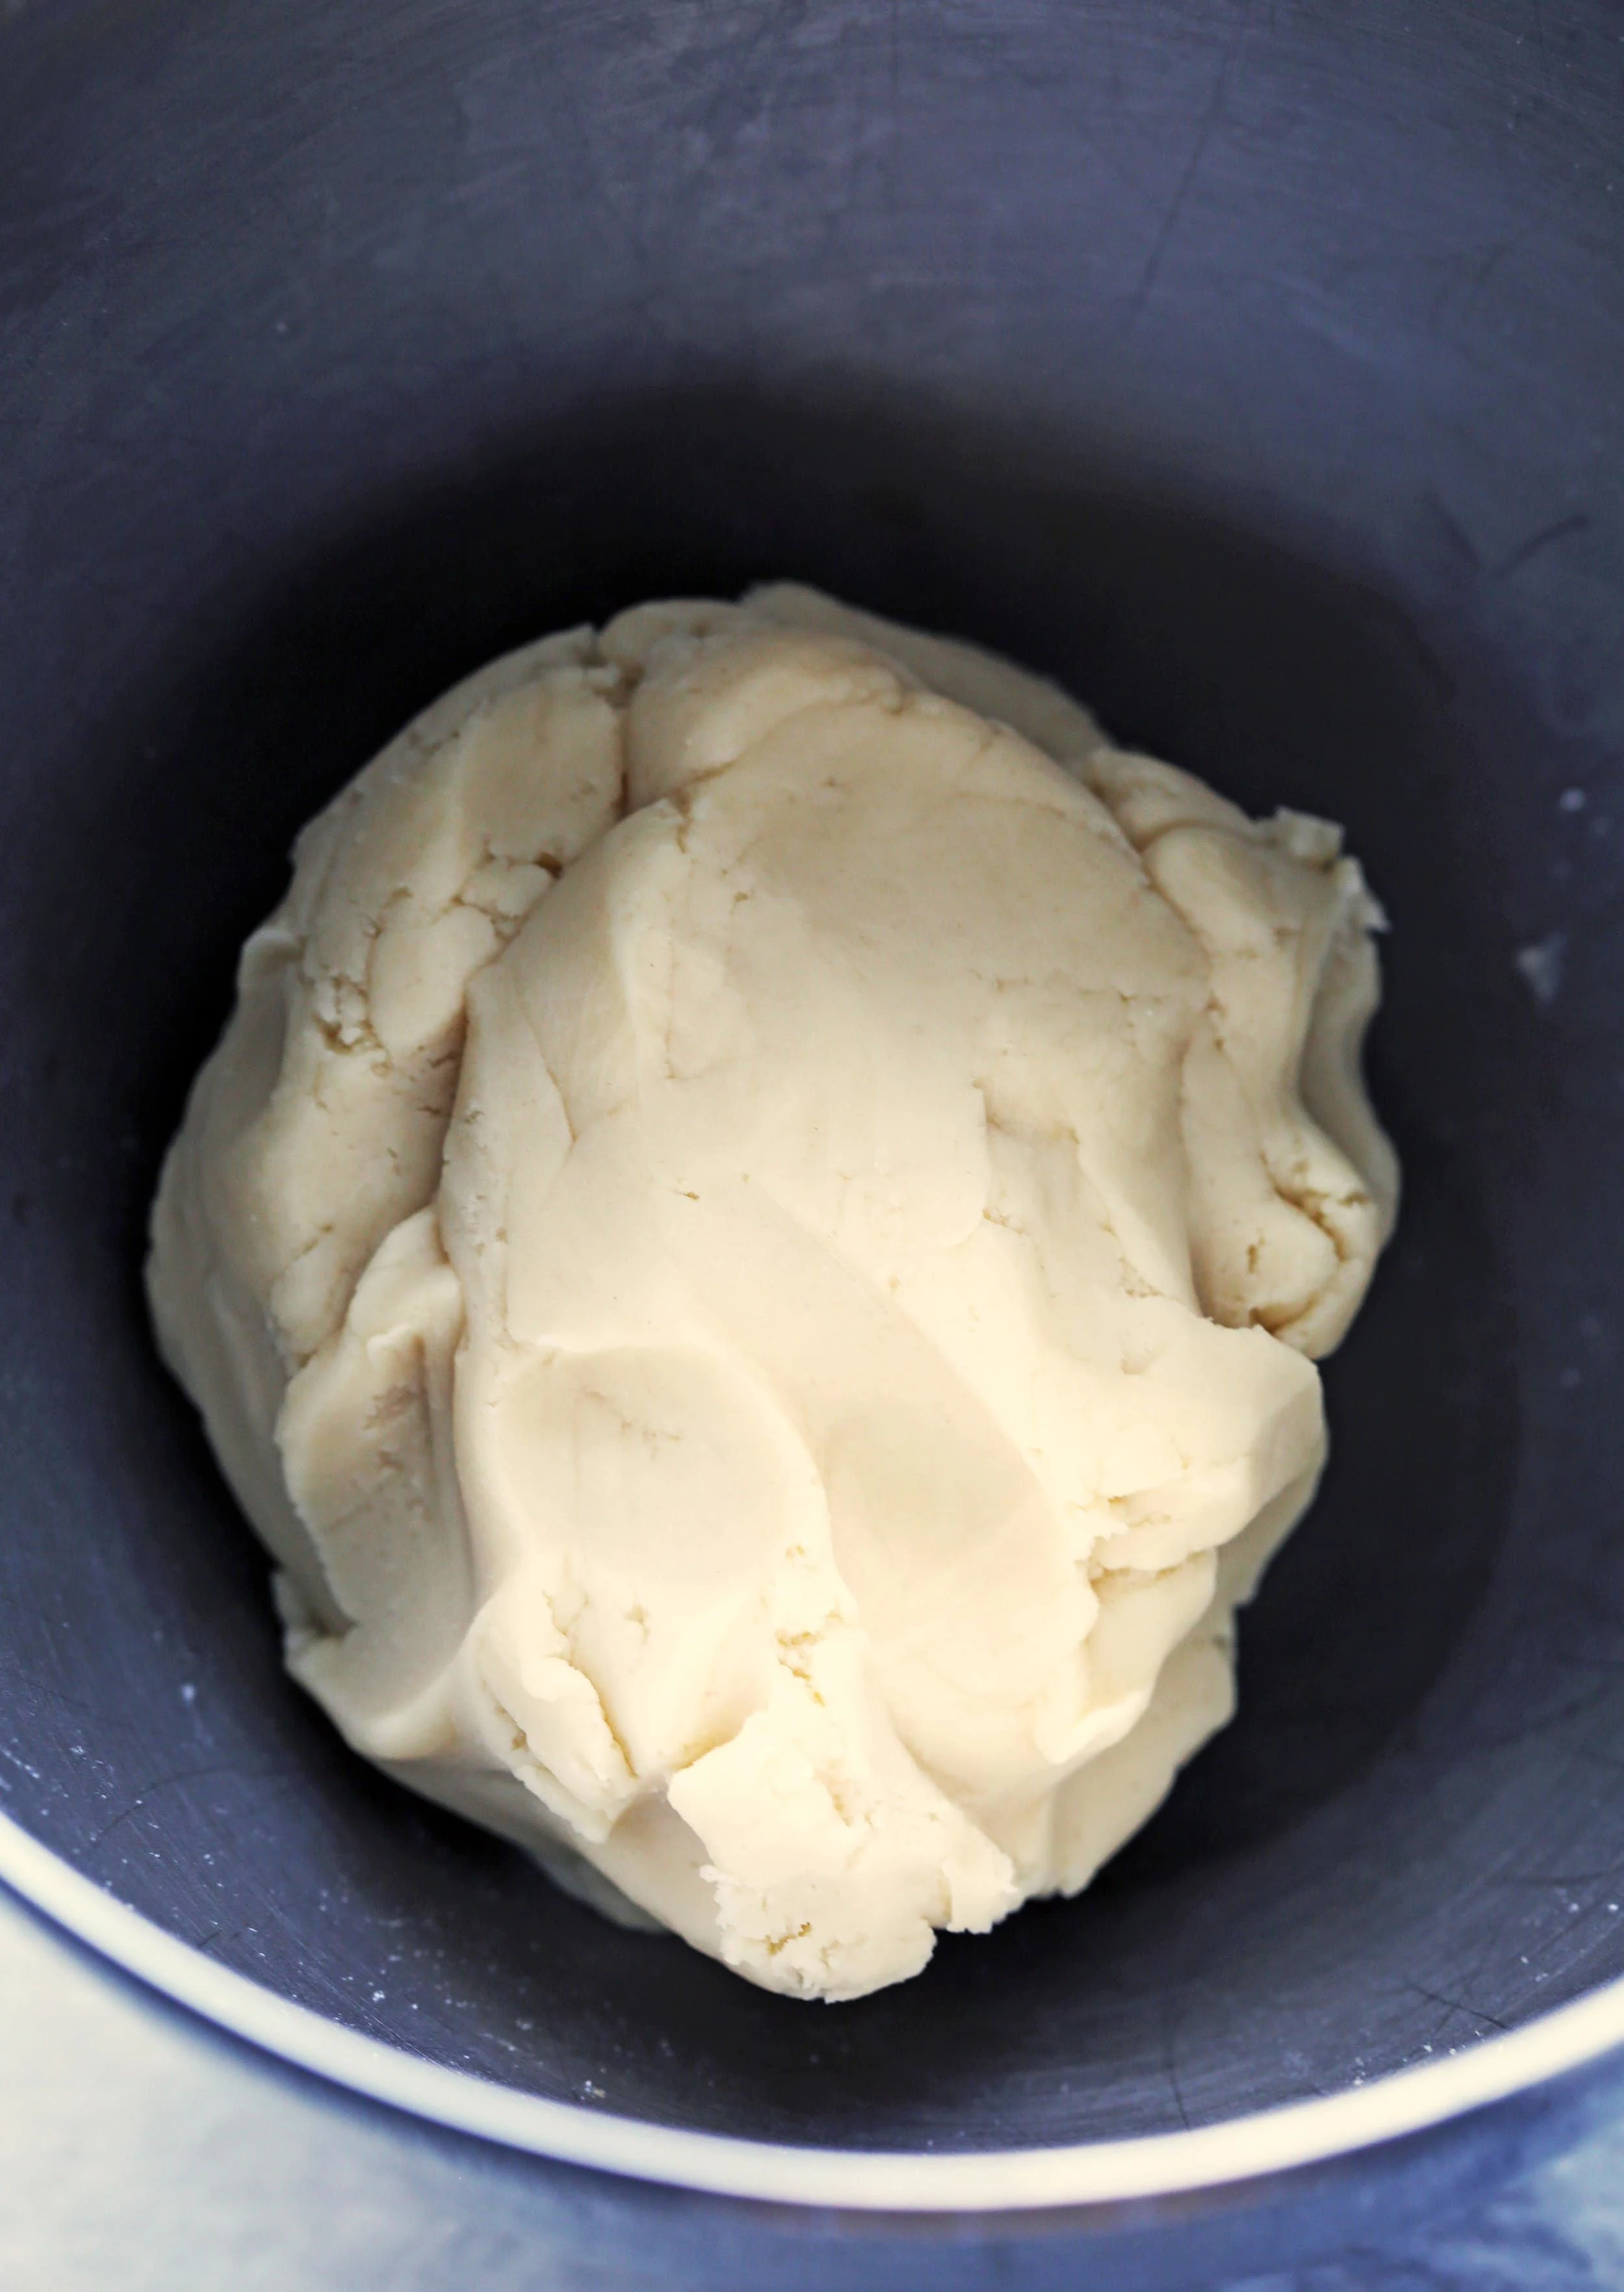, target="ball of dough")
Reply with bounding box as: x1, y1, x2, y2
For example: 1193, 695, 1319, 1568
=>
148, 585, 1396, 2002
